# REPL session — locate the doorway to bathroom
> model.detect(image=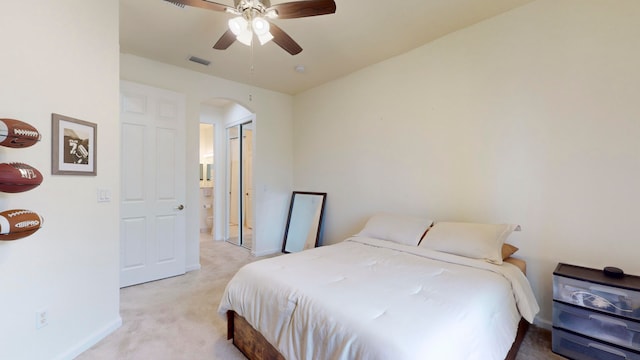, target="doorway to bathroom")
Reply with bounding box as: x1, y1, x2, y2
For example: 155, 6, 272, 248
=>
199, 123, 215, 238
199, 100, 254, 253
